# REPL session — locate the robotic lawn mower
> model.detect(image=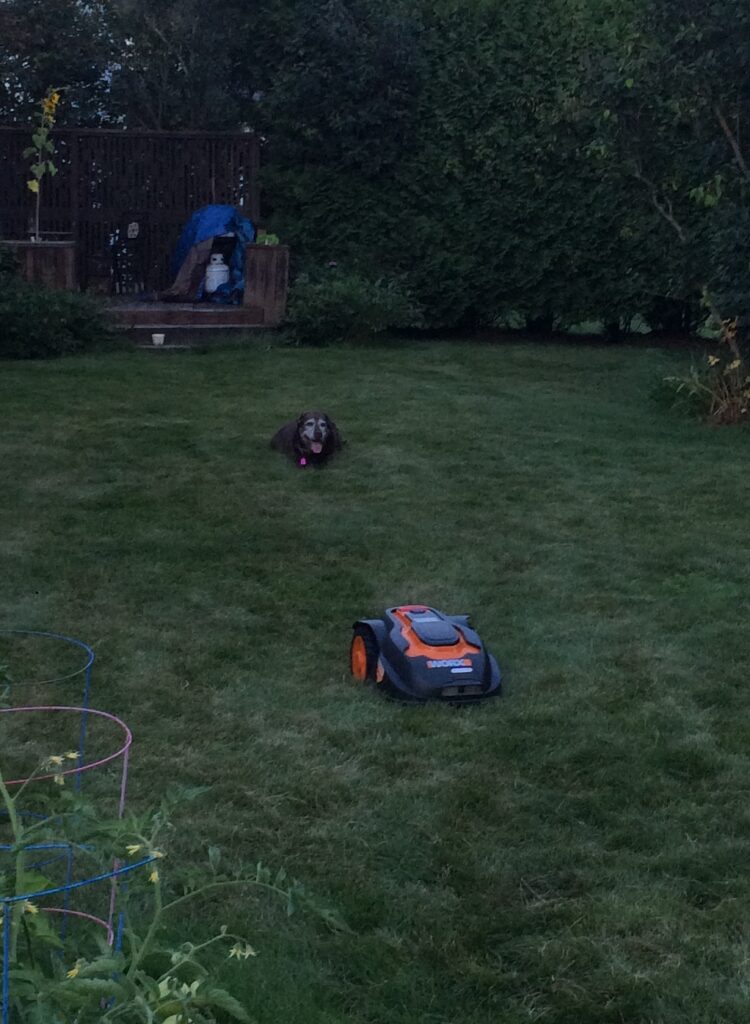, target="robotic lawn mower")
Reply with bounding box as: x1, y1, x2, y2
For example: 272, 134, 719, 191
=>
350, 605, 502, 703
